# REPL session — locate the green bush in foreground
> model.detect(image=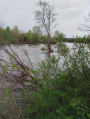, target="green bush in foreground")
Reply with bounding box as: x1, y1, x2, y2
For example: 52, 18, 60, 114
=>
24, 43, 90, 119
